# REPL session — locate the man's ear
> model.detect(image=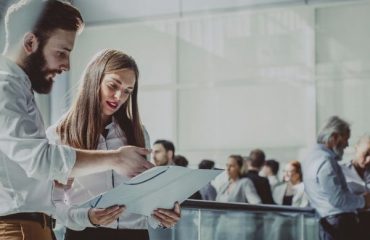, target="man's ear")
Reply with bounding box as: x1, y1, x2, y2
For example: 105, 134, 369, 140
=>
329, 133, 339, 146
23, 32, 39, 55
